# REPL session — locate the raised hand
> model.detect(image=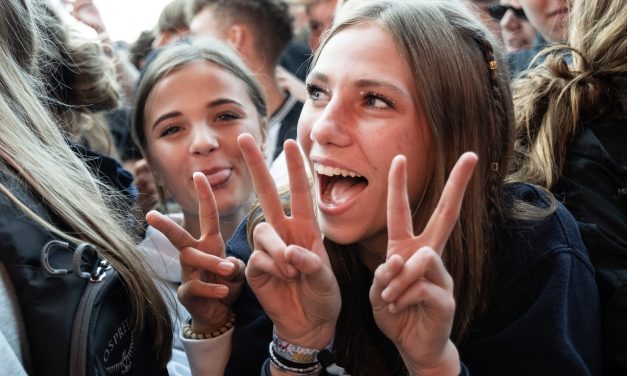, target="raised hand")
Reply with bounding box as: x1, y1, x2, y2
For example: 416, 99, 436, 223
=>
369, 153, 478, 375
132, 159, 159, 214
238, 134, 340, 349
146, 173, 245, 333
